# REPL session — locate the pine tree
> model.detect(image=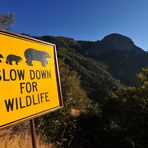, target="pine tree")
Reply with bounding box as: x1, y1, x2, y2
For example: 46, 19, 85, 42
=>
0, 13, 15, 30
